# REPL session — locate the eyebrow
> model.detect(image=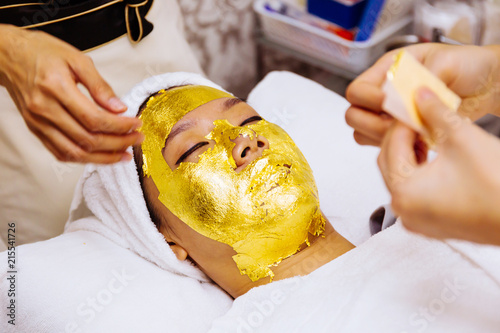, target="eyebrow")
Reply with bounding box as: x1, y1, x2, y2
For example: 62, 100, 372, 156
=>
222, 98, 243, 111
163, 120, 196, 152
